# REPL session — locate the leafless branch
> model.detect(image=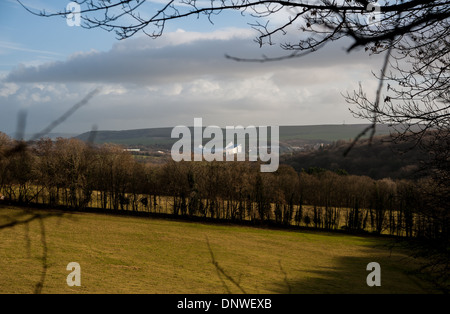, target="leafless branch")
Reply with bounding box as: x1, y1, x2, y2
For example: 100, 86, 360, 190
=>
205, 236, 247, 294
